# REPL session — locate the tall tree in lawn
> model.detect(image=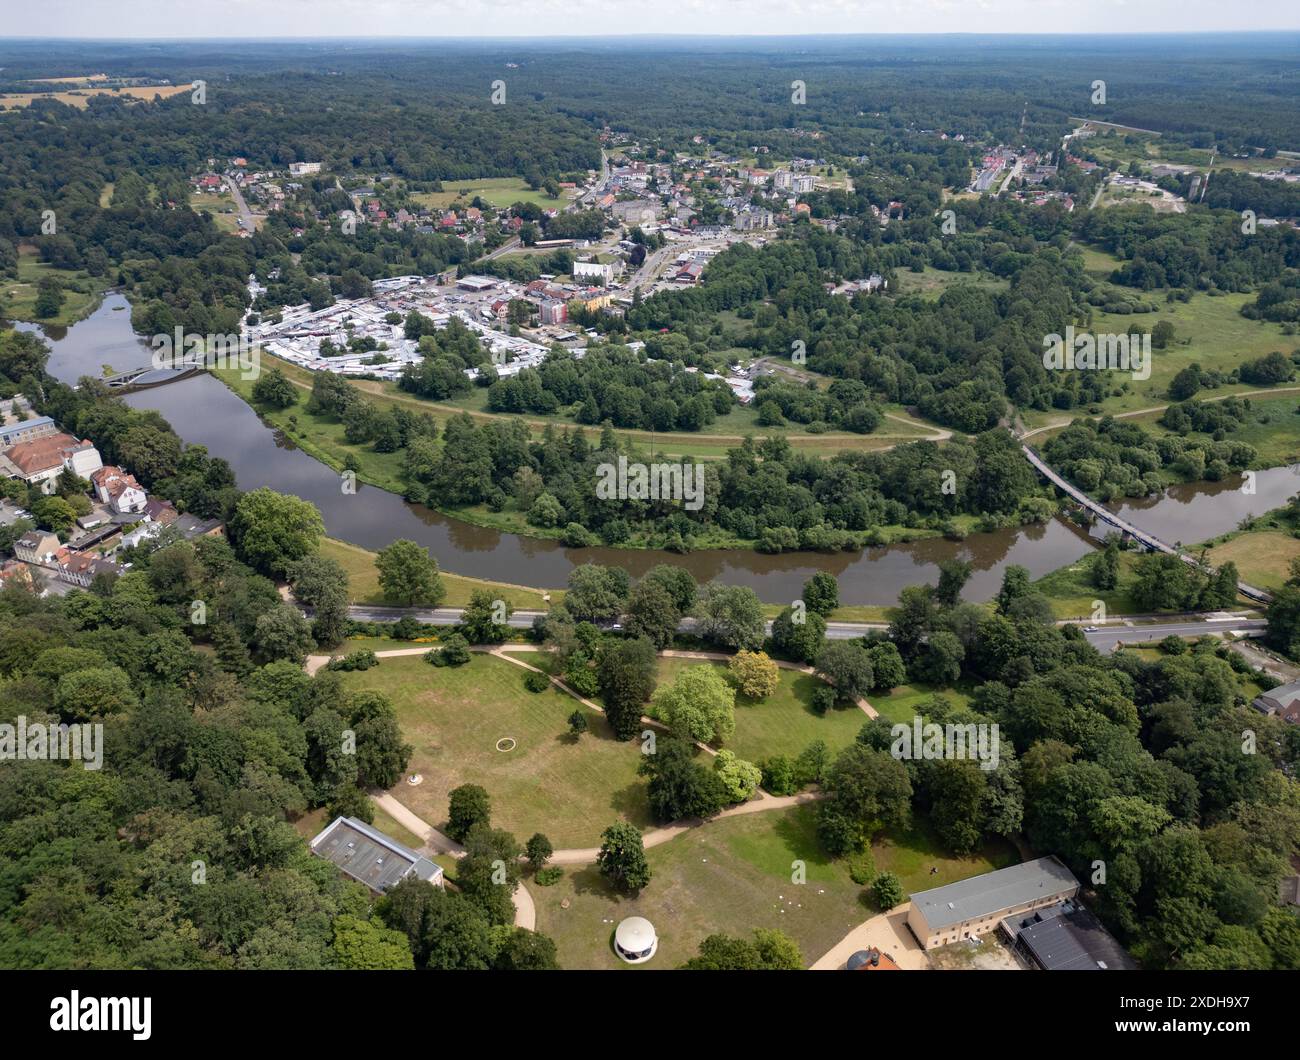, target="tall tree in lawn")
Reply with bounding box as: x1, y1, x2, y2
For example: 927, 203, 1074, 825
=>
817, 743, 913, 857
639, 736, 727, 822
229, 488, 325, 578
814, 641, 875, 705
446, 784, 491, 842
597, 821, 651, 893
596, 636, 657, 740
288, 553, 350, 646
375, 538, 445, 607
652, 663, 736, 745
347, 690, 412, 790
728, 650, 779, 700
457, 824, 521, 926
